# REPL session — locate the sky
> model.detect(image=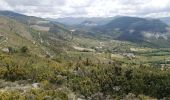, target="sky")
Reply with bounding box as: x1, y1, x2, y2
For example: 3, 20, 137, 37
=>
0, 0, 170, 18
